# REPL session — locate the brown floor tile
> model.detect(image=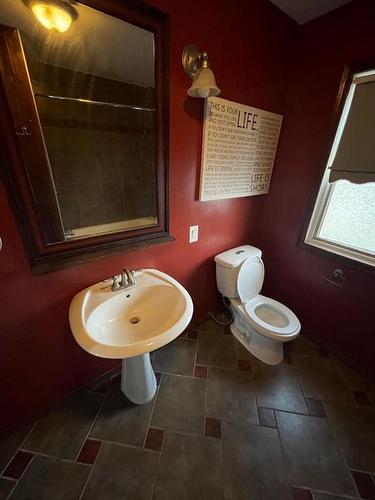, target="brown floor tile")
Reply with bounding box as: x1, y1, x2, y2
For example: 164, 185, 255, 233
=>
312, 493, 358, 500
92, 373, 120, 394
81, 443, 158, 500
292, 355, 352, 402
287, 336, 319, 356
155, 372, 162, 385
291, 487, 313, 499
23, 392, 103, 460
238, 359, 252, 371
194, 365, 208, 378
195, 318, 225, 335
324, 402, 375, 473
9, 455, 89, 500
334, 361, 373, 393
206, 367, 258, 424
351, 470, 375, 499
0, 478, 15, 500
205, 417, 221, 438
316, 346, 331, 358
90, 385, 153, 447
258, 407, 277, 428
154, 431, 223, 500
77, 439, 101, 465
144, 428, 164, 452
283, 353, 293, 365
152, 338, 197, 376
255, 363, 309, 414
235, 340, 254, 361
222, 421, 292, 499
0, 426, 32, 474
306, 398, 326, 417
276, 411, 357, 496
151, 375, 206, 434
197, 329, 236, 369
352, 391, 372, 407
2, 451, 33, 479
